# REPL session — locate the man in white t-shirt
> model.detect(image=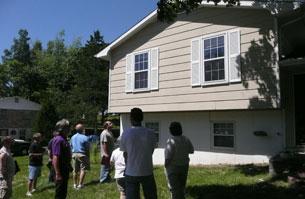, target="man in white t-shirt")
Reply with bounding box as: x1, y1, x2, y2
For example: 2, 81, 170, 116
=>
110, 140, 126, 199
120, 108, 157, 199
